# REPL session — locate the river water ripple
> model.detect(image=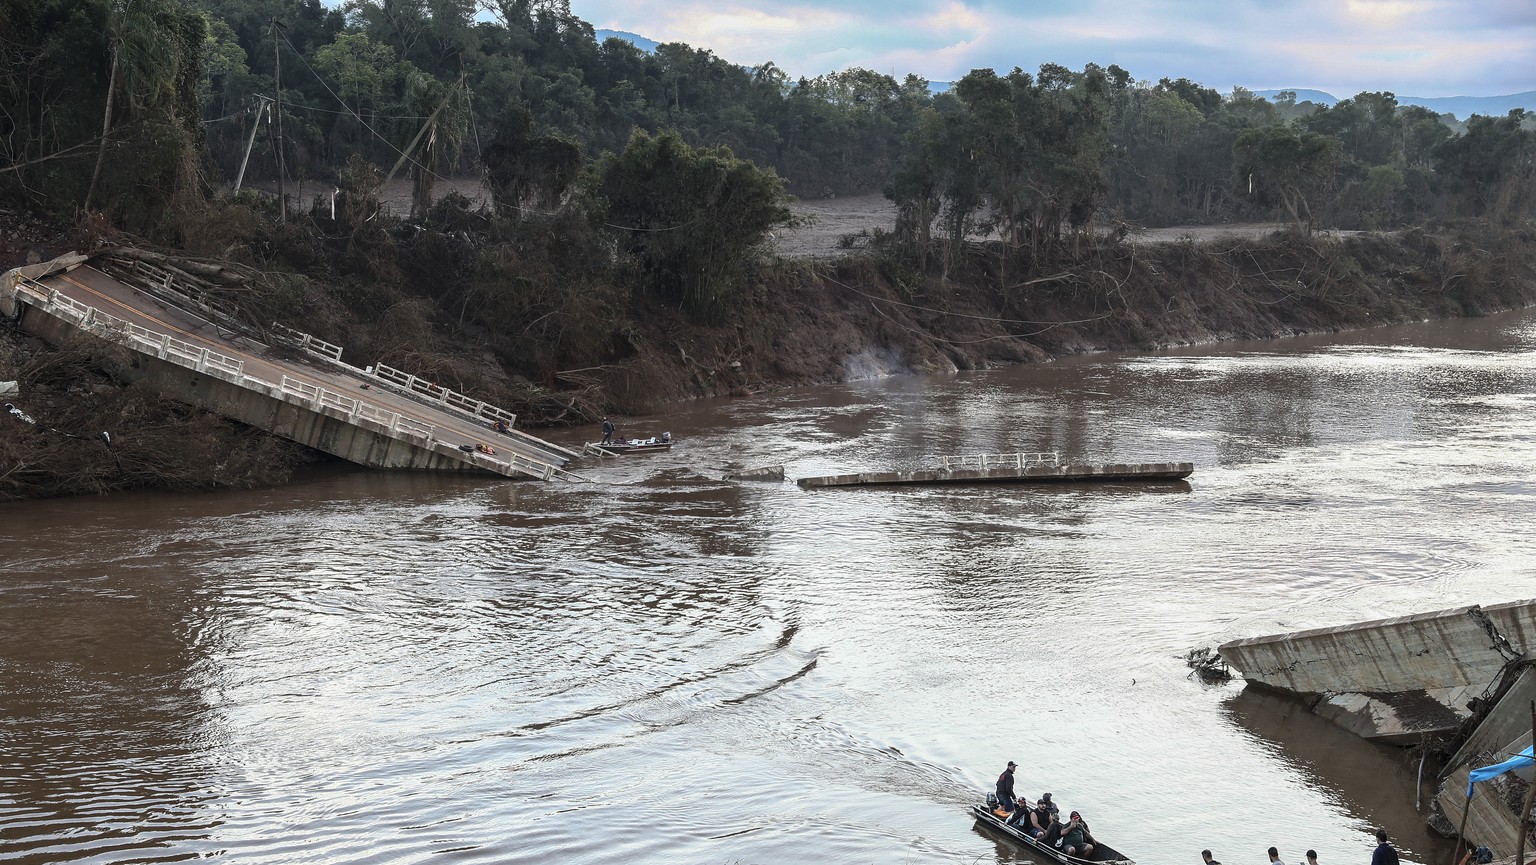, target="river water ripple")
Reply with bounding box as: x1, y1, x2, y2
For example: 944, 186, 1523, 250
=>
5, 311, 1536, 864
